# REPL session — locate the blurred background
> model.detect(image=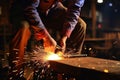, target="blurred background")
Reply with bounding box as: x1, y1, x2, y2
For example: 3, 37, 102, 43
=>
0, 0, 120, 80
0, 0, 120, 65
